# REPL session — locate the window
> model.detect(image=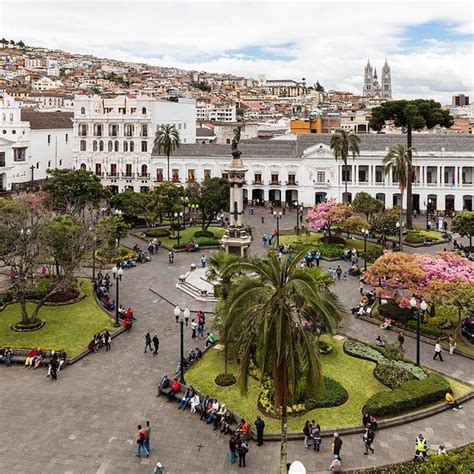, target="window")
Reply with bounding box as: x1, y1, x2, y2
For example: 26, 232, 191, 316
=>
187, 169, 195, 182
123, 141, 128, 152
358, 169, 367, 183
130, 141, 135, 152
80, 163, 86, 170
99, 140, 104, 151
125, 164, 132, 177
141, 124, 148, 137
109, 124, 118, 137
118, 108, 126, 115
204, 169, 211, 182
79, 124, 87, 136
80, 140, 86, 151
183, 123, 186, 130
48, 161, 51, 168
375, 168, 383, 183
288, 174, 296, 185
392, 170, 399, 183
221, 173, 229, 180
254, 173, 262, 184
80, 107, 85, 115
65, 133, 68, 144
47, 134, 51, 145
156, 168, 163, 182
141, 164, 148, 177
94, 124, 102, 136
93, 140, 98, 151
124, 124, 134, 137
178, 123, 182, 130
108, 140, 113, 152
95, 163, 102, 176
226, 138, 231, 144
172, 169, 180, 182
114, 140, 119, 152
342, 168, 350, 182
142, 107, 147, 115
271, 173, 279, 184
316, 171, 325, 183
0, 152, 5, 167
110, 164, 117, 176
141, 141, 148, 152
